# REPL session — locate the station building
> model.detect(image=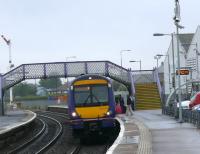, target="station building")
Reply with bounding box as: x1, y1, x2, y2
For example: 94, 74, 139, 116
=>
163, 26, 200, 97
